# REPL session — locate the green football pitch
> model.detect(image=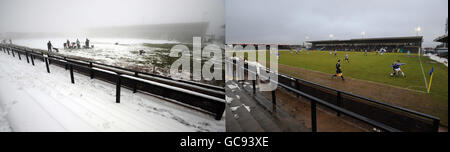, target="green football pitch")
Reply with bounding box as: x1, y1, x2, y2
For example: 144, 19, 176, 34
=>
275, 50, 448, 125
276, 50, 447, 100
